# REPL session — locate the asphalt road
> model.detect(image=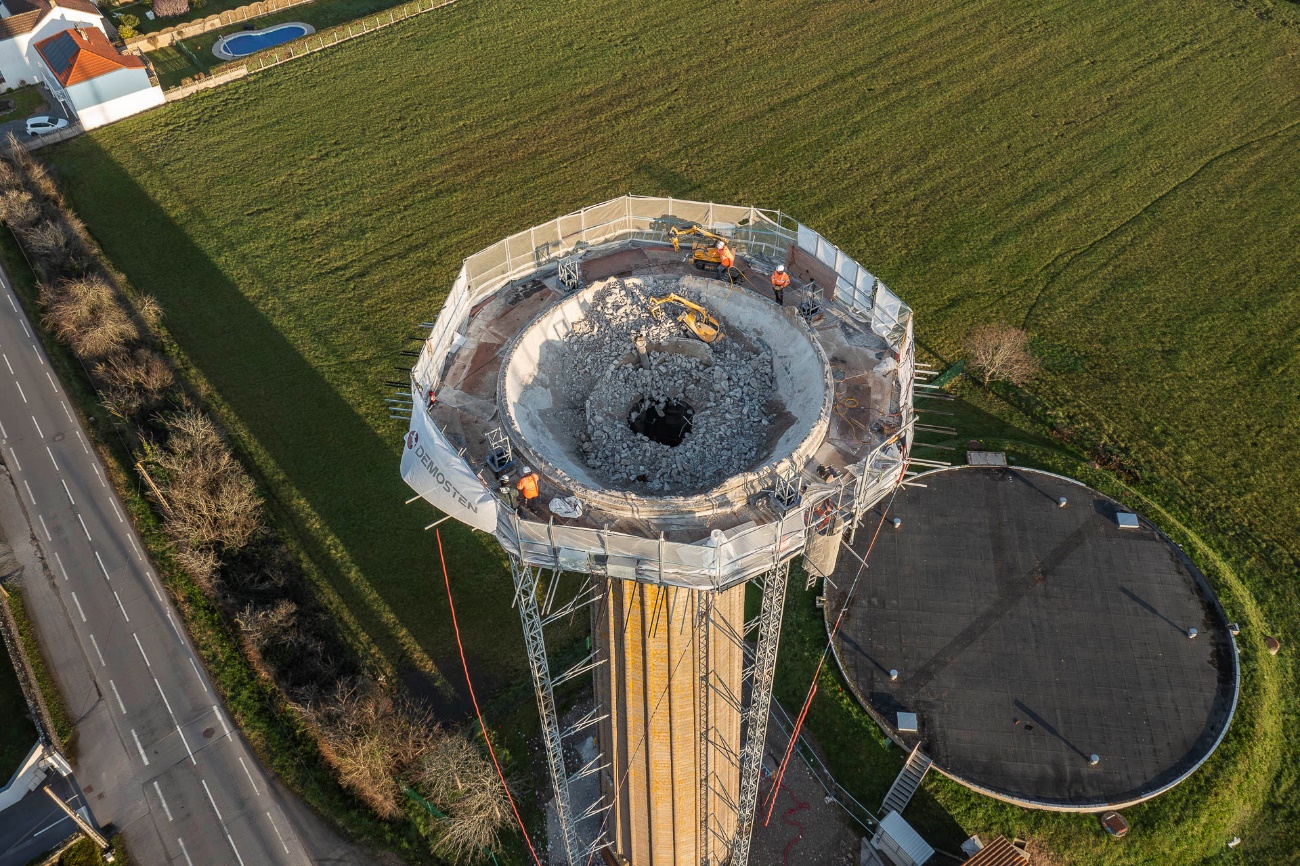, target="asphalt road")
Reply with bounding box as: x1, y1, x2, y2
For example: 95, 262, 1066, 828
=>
0, 265, 359, 865
0, 772, 84, 865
